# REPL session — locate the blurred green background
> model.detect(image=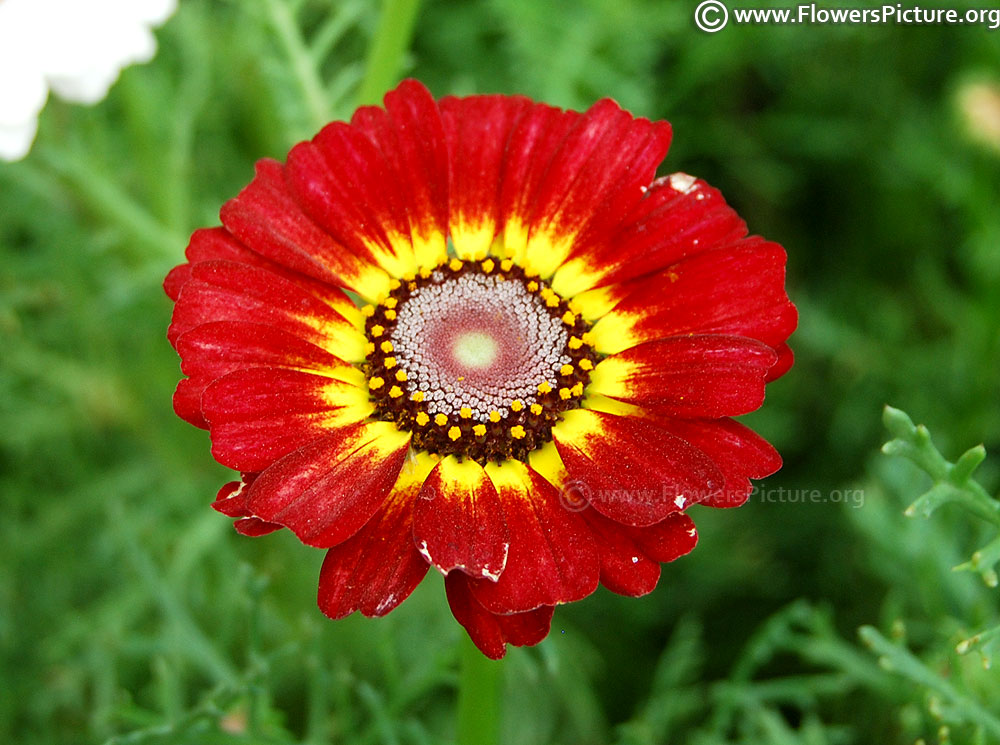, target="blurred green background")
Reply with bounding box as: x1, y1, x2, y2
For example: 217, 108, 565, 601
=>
2, 1, 1000, 743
